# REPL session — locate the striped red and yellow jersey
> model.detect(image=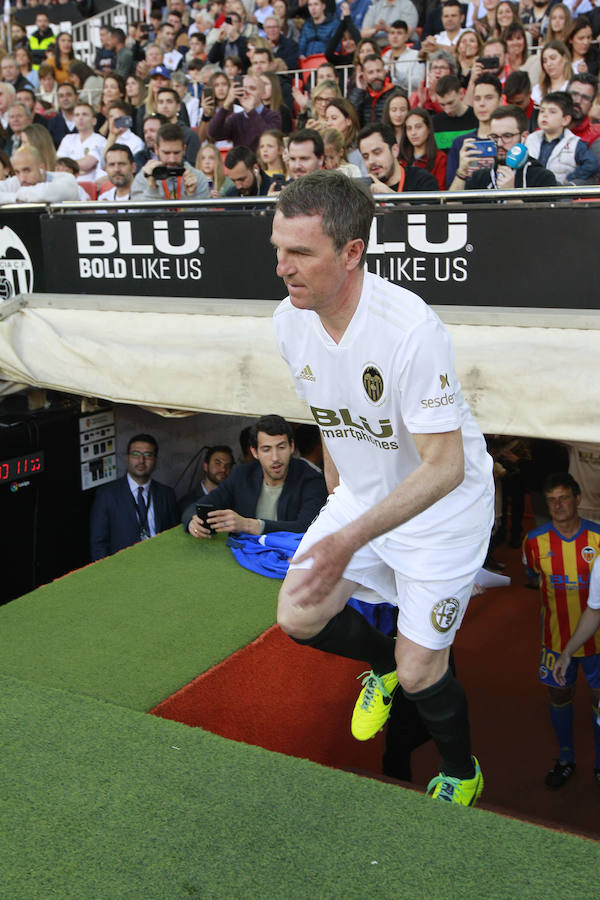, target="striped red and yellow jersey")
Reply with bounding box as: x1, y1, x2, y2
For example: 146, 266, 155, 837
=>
523, 519, 600, 656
